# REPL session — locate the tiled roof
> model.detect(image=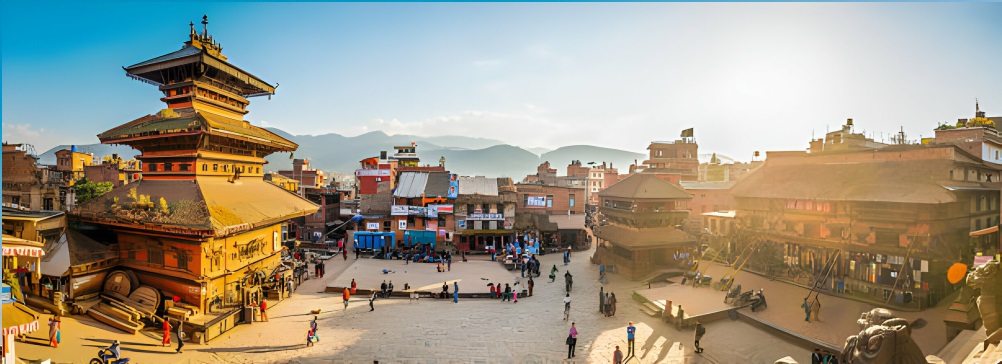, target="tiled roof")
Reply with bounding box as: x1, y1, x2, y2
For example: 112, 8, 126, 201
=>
98, 111, 296, 151
125, 45, 202, 70
71, 177, 318, 237
730, 159, 963, 204
679, 181, 737, 190
545, 214, 586, 230
599, 173, 693, 200
360, 193, 393, 215
593, 225, 696, 249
